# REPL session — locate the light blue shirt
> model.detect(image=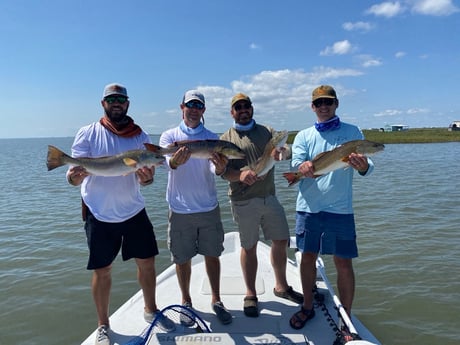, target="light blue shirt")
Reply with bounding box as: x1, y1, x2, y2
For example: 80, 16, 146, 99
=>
159, 125, 219, 214
291, 122, 374, 214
